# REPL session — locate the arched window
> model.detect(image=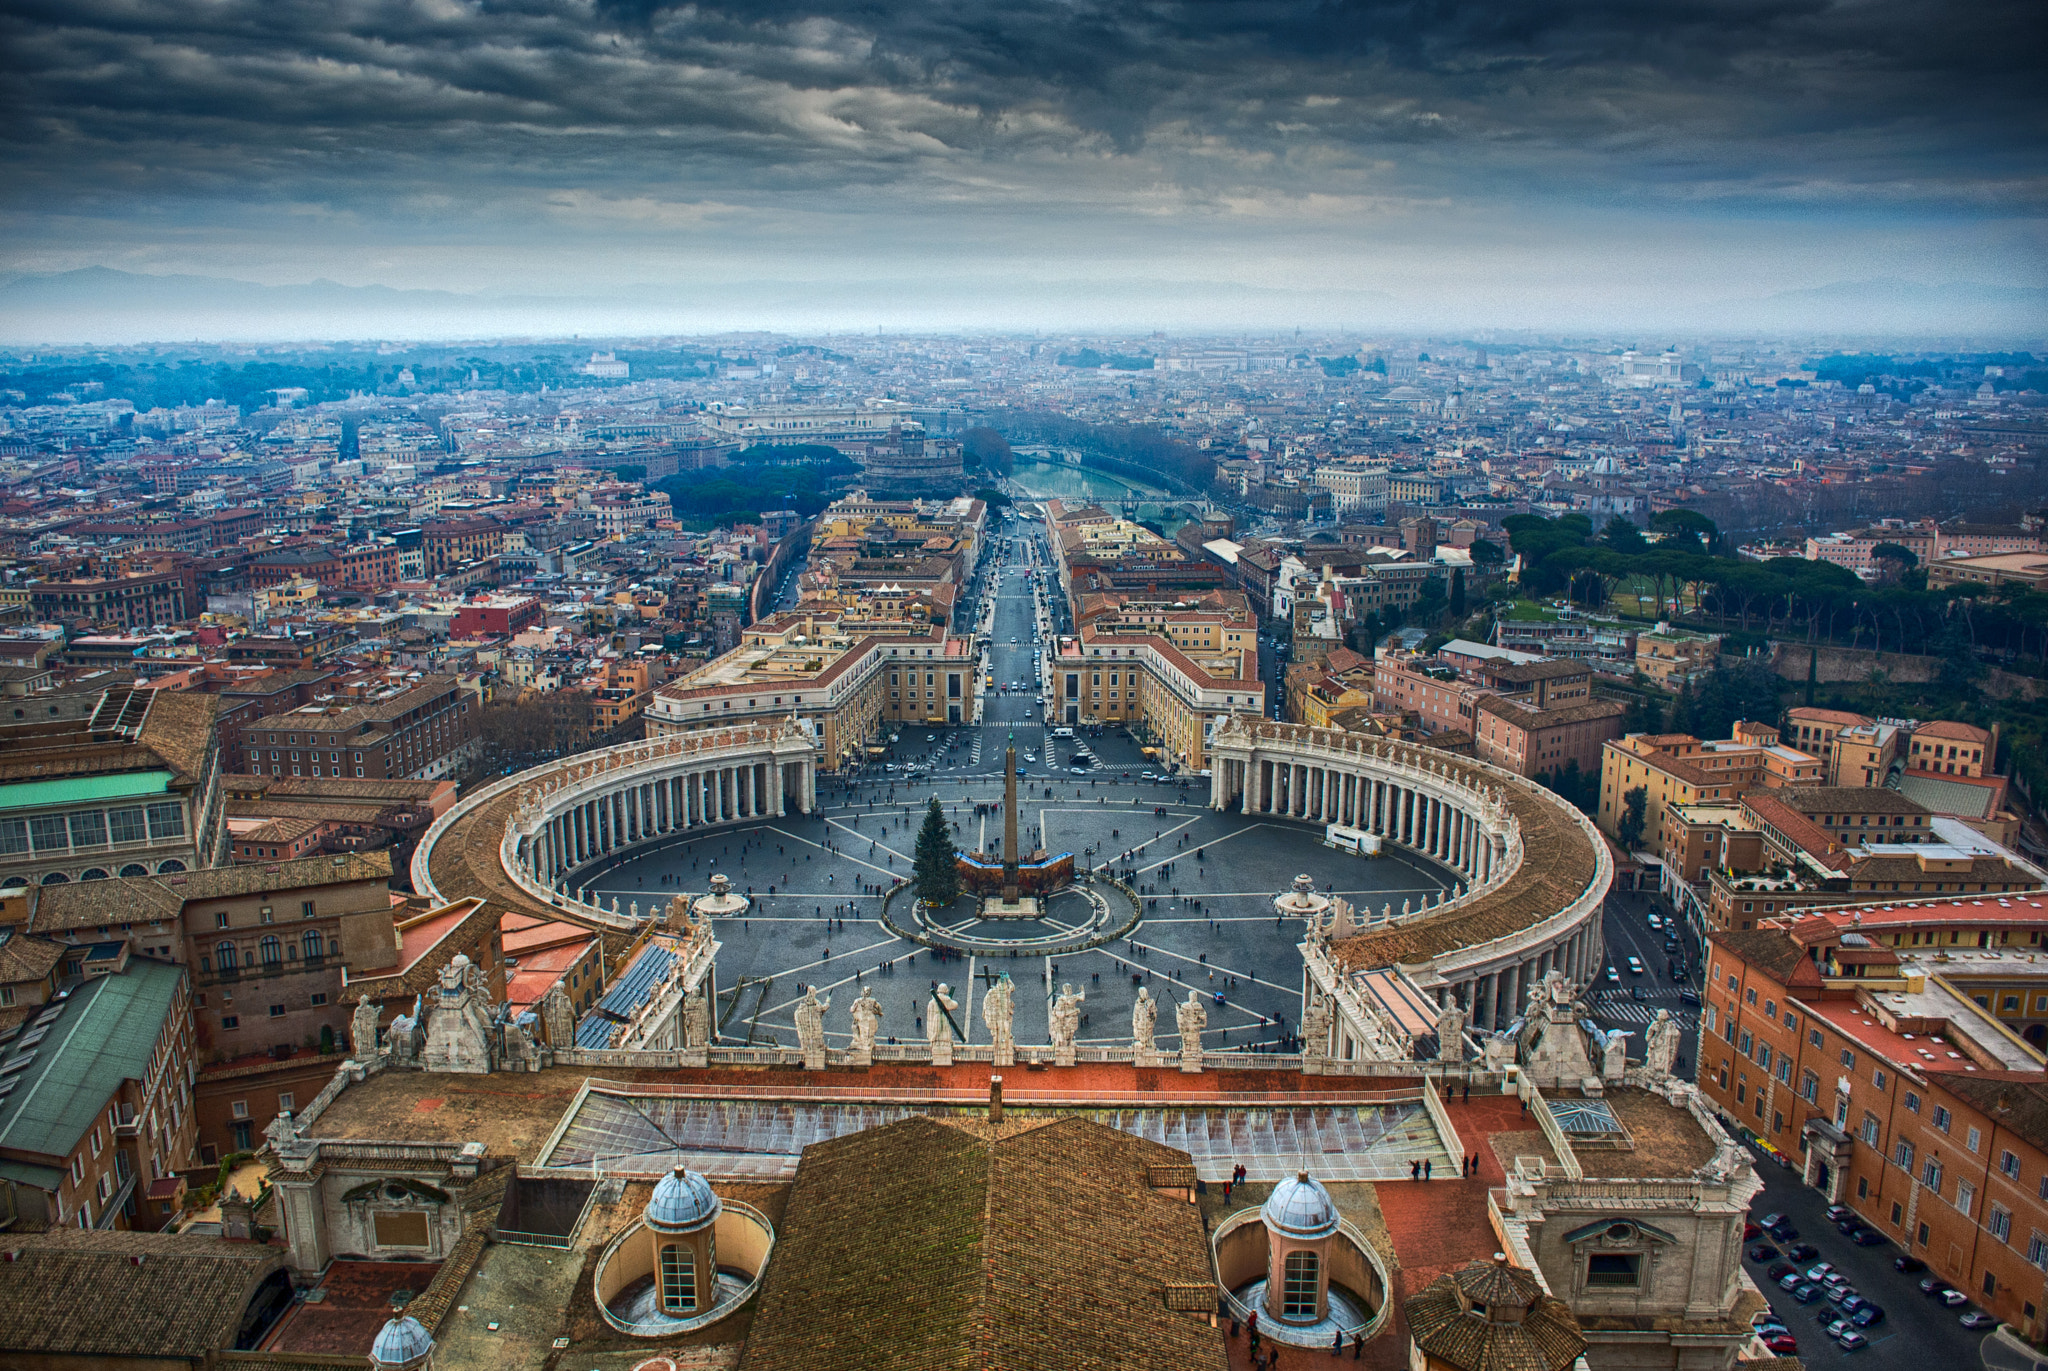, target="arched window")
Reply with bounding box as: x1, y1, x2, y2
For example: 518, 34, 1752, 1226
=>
40, 871, 68, 885
259, 935, 282, 966
658, 1243, 695, 1314
118, 864, 149, 878
303, 929, 324, 962
0, 875, 27, 889
79, 868, 109, 881
155, 860, 187, 874
216, 942, 238, 972
1282, 1250, 1319, 1319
